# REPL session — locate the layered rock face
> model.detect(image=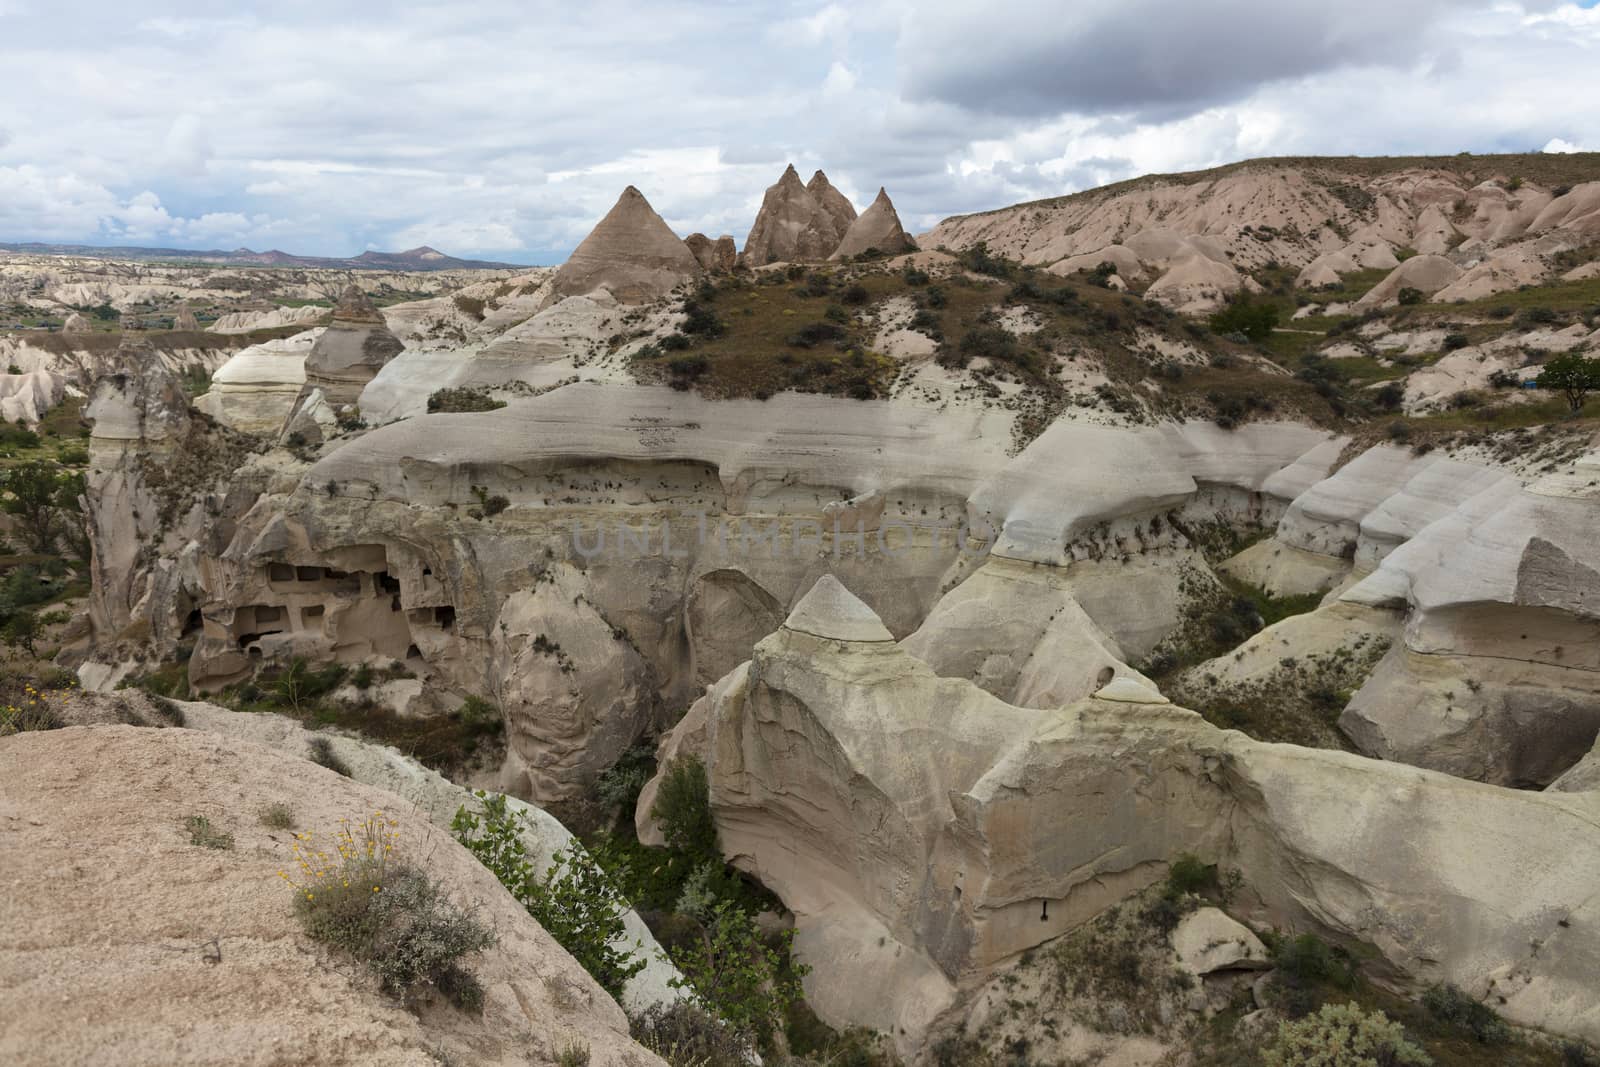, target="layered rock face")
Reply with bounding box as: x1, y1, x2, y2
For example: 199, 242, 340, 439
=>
549, 186, 701, 304
742, 165, 857, 265
194, 329, 320, 435
299, 284, 404, 406
637, 577, 1600, 1056
830, 187, 916, 260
